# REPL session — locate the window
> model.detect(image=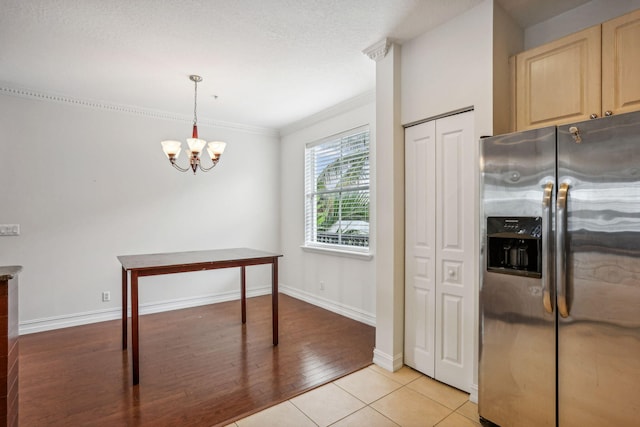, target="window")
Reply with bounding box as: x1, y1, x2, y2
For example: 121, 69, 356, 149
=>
305, 126, 370, 251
